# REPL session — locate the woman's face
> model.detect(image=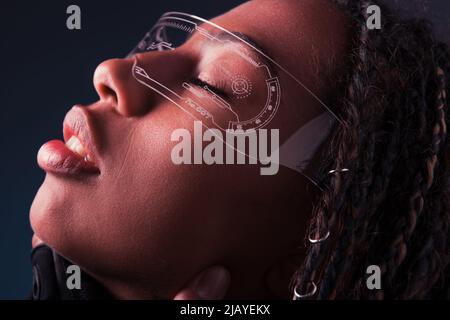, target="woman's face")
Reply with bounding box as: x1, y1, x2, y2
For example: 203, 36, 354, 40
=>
30, 0, 349, 298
